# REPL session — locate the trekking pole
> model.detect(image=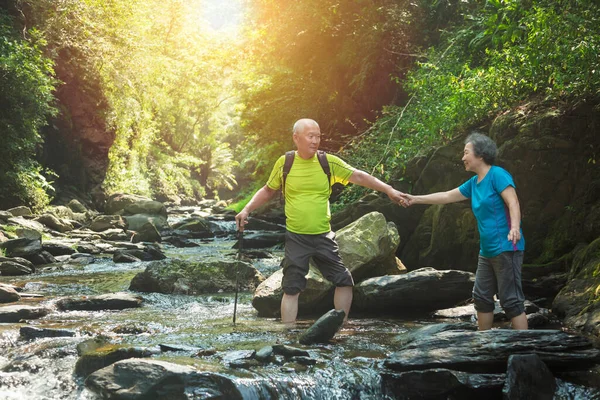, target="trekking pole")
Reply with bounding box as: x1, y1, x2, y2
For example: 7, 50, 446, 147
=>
233, 229, 243, 325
